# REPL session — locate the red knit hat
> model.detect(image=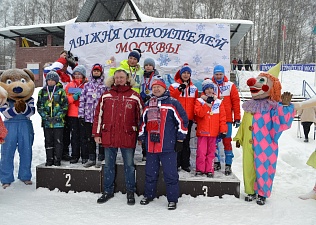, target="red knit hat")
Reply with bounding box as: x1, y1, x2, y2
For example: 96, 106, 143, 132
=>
151, 78, 166, 89
92, 64, 103, 72
56, 57, 67, 65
